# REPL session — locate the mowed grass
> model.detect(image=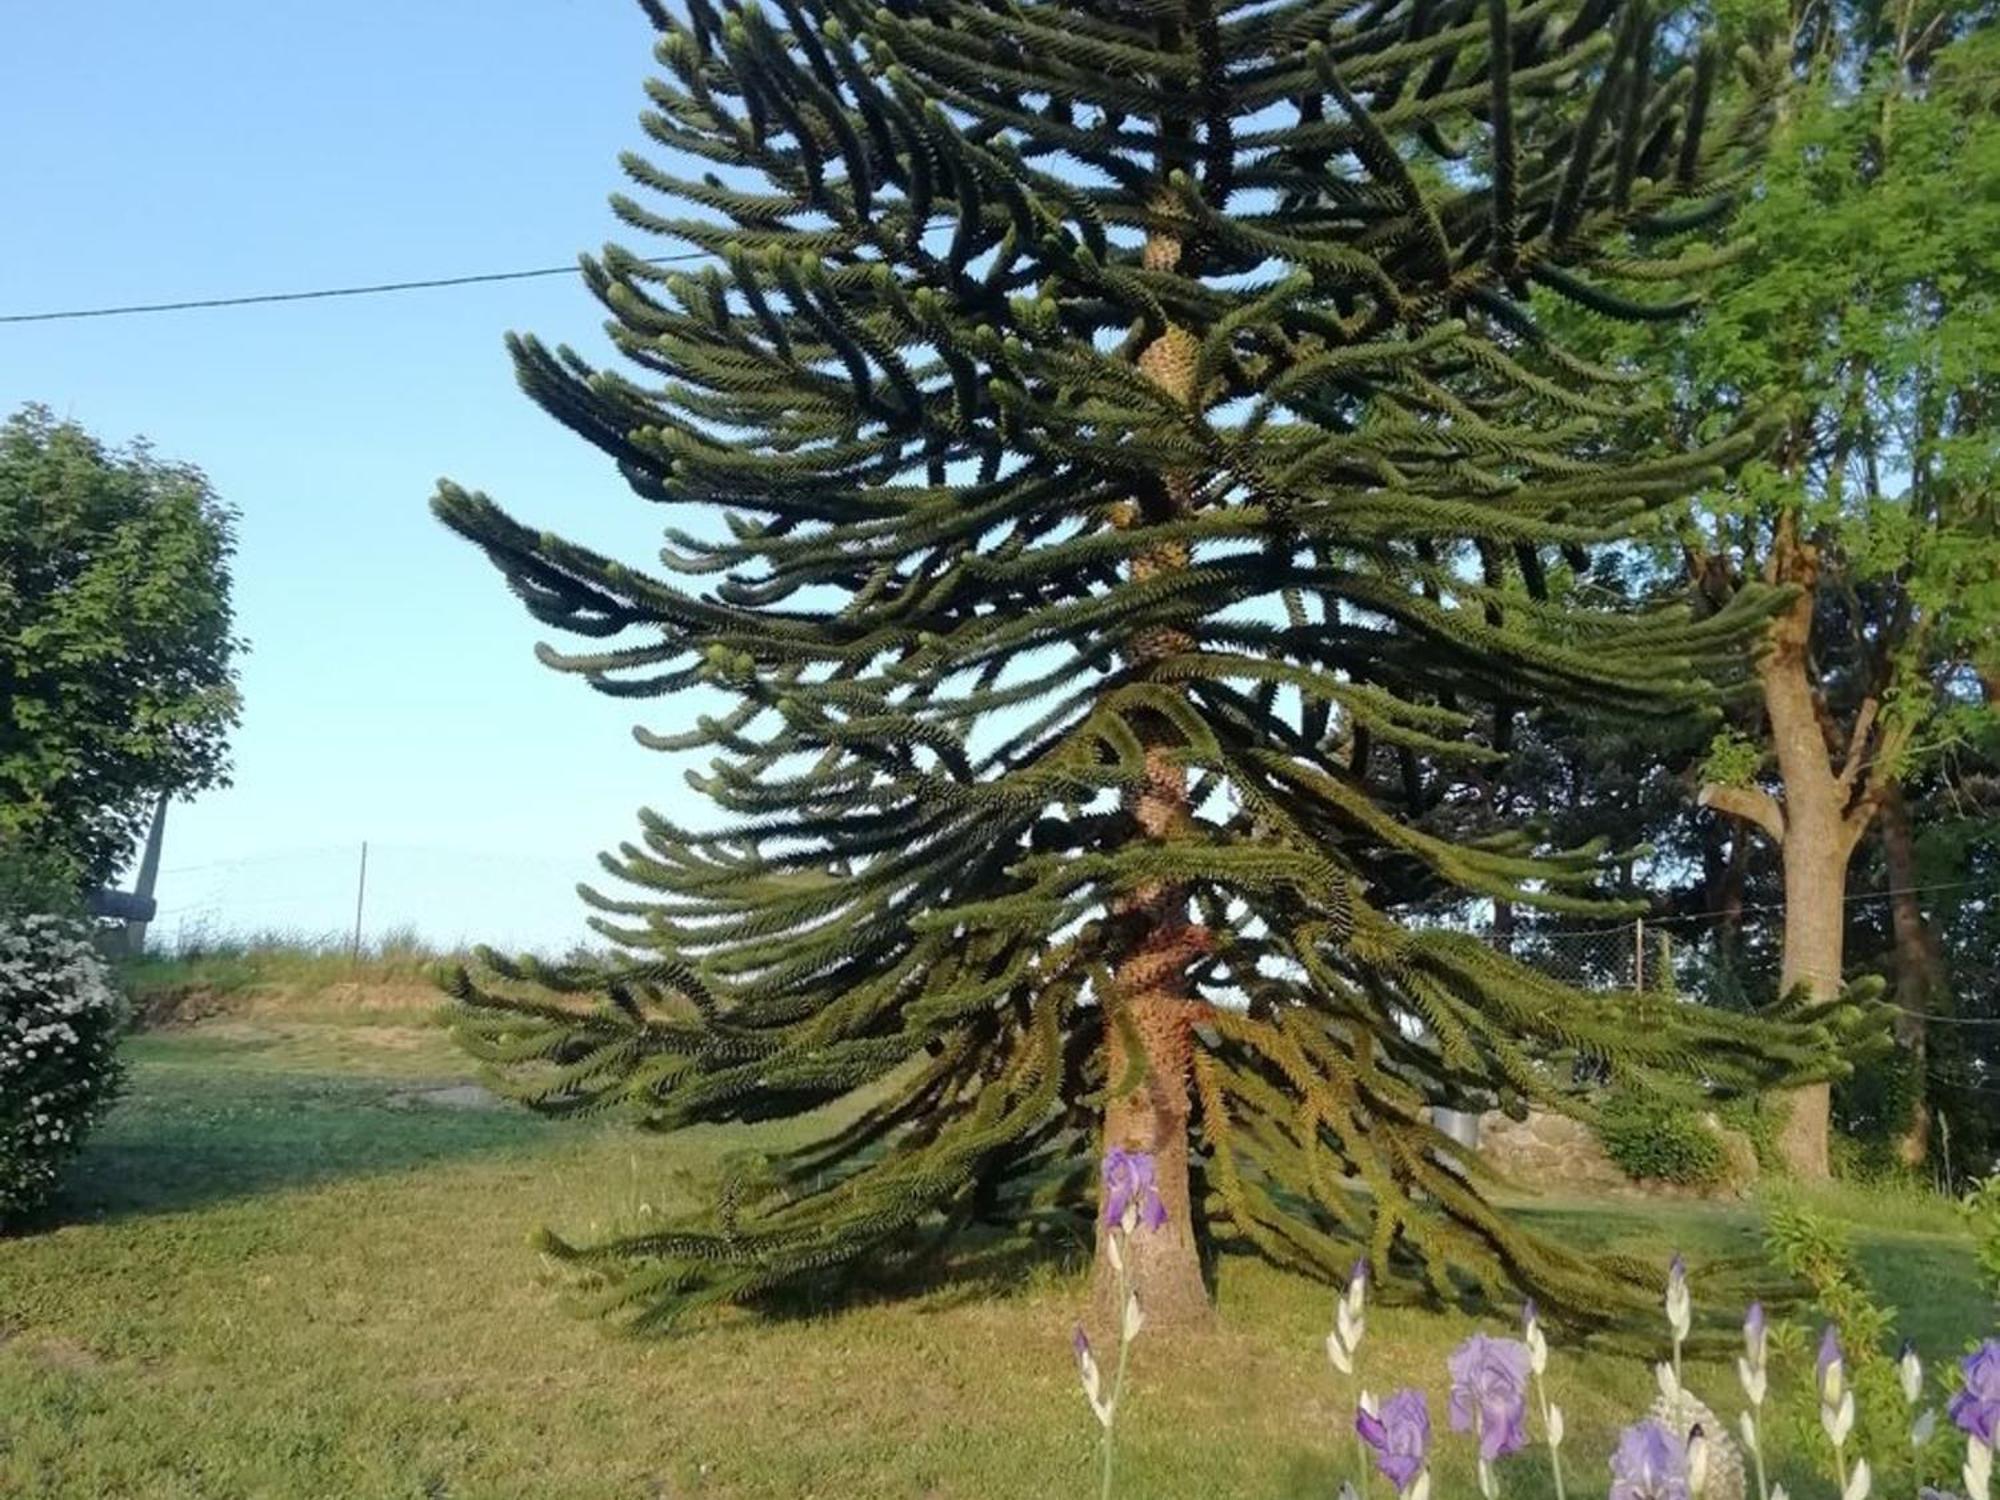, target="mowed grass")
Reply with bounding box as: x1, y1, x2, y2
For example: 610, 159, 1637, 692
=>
0, 966, 1985, 1500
